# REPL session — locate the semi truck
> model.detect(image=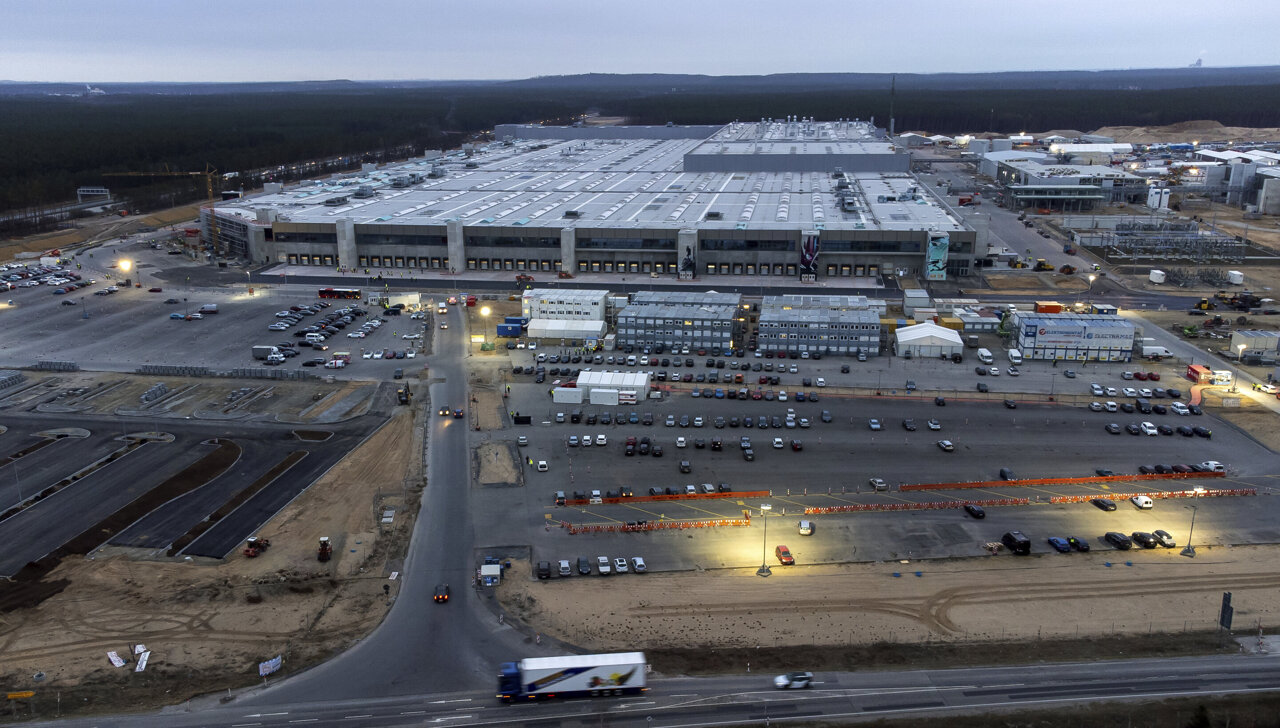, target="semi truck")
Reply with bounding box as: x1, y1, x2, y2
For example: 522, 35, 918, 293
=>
252, 345, 280, 360
498, 652, 647, 702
